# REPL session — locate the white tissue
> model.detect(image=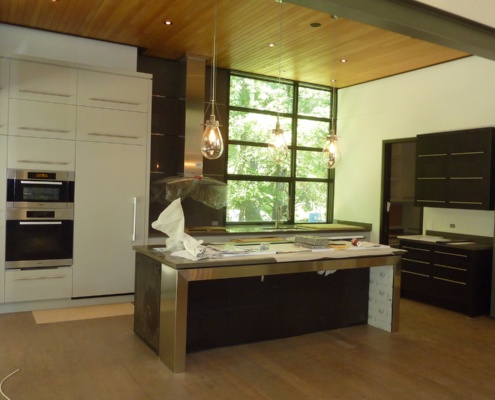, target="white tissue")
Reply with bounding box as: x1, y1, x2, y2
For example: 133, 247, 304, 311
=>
151, 198, 205, 257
